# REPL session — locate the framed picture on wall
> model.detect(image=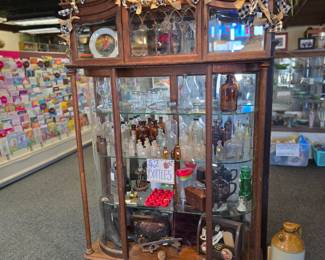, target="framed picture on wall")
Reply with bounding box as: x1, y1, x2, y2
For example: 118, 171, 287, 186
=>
275, 33, 288, 51
298, 38, 315, 49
